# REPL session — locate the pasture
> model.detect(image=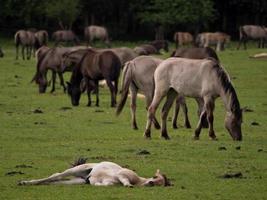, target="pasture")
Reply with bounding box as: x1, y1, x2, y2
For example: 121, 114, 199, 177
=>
0, 39, 266, 199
